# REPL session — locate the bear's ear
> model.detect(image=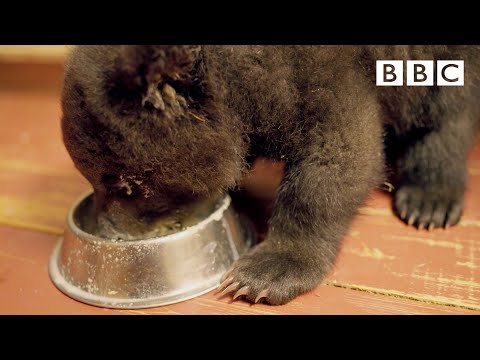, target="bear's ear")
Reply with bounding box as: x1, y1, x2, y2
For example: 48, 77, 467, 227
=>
107, 45, 202, 96
115, 46, 201, 81
142, 45, 202, 83
104, 46, 204, 112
